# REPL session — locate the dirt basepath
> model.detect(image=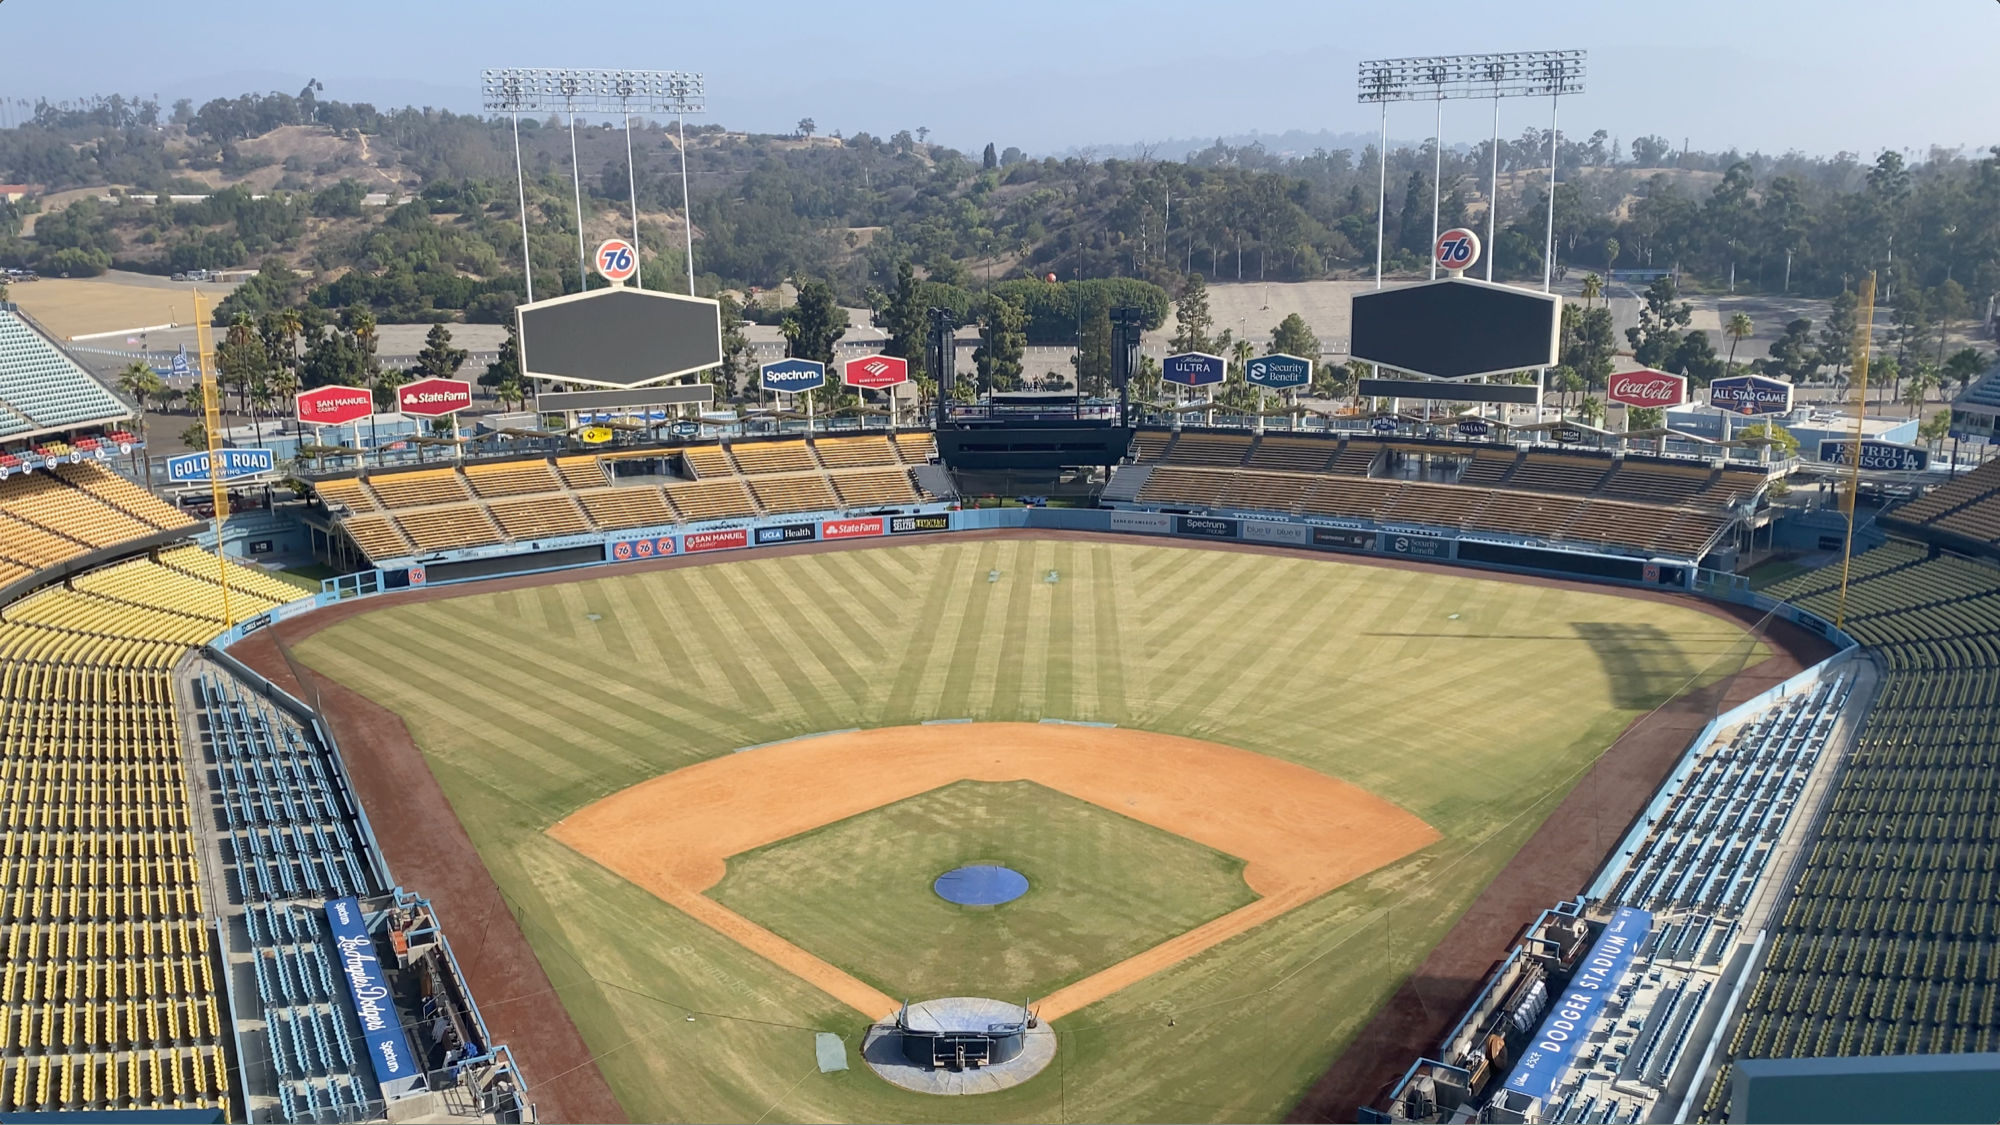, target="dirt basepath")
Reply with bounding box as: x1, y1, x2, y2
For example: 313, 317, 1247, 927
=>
553, 722, 1437, 1022
232, 529, 1830, 1123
